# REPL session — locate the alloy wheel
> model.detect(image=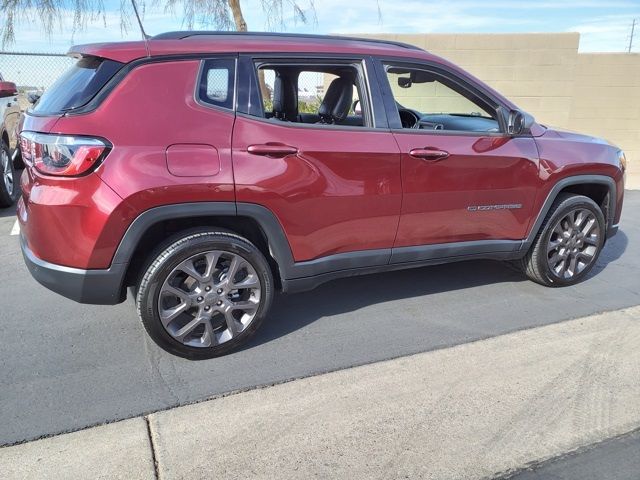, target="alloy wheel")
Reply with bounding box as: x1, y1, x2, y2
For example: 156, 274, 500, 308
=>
546, 208, 600, 280
158, 250, 262, 348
